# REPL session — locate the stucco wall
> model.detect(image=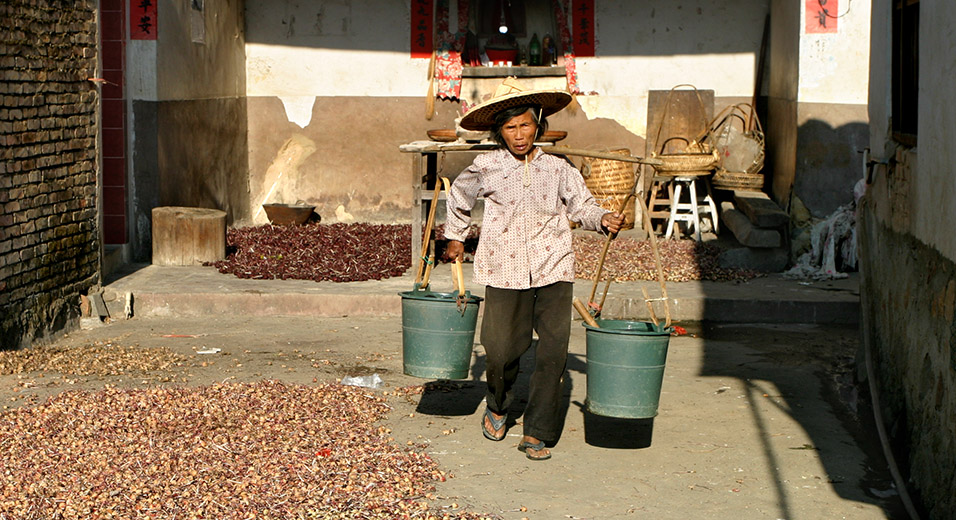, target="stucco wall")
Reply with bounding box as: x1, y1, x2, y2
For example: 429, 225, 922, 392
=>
912, 2, 956, 262
794, 103, 868, 217
138, 0, 870, 231
862, 0, 956, 516
244, 94, 650, 226
794, 0, 870, 217
128, 0, 249, 260
242, 0, 773, 226
858, 205, 956, 519
768, 0, 870, 215
244, 0, 769, 118
798, 0, 871, 105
